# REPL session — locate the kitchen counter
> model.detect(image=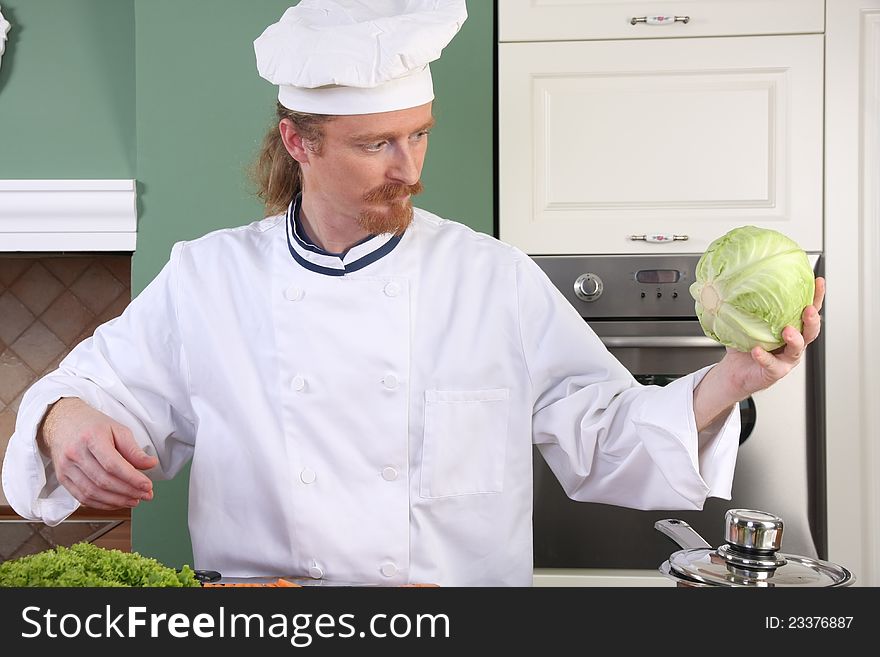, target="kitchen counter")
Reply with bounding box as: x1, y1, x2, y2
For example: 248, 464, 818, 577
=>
533, 568, 674, 587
